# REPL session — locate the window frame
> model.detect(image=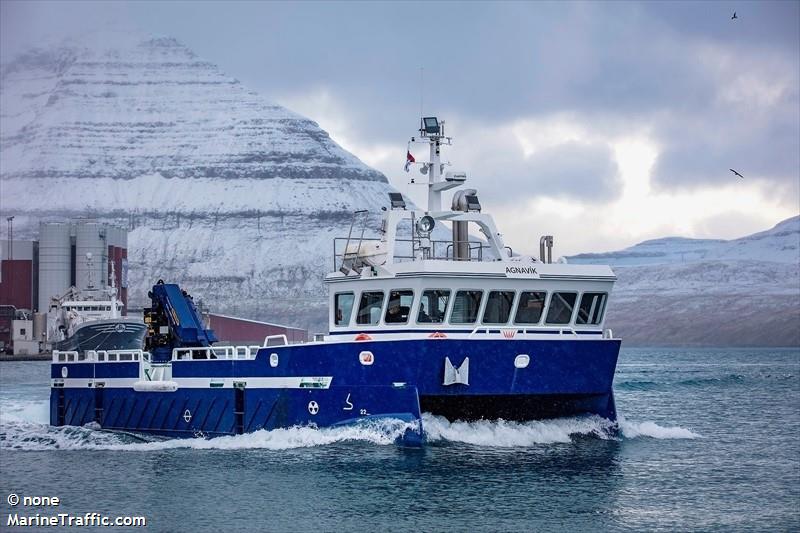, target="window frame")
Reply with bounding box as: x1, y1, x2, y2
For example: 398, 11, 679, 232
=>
513, 290, 549, 326
575, 291, 608, 326
417, 288, 452, 325
544, 291, 579, 325
333, 291, 356, 328
355, 290, 386, 326
384, 289, 415, 326
448, 289, 485, 325
481, 290, 517, 325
